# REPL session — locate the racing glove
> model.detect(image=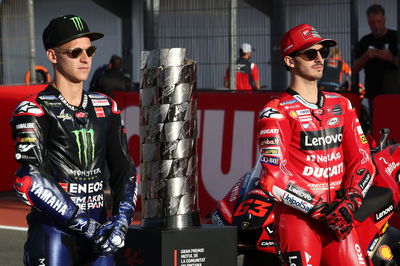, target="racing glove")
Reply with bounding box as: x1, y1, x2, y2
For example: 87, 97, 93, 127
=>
319, 198, 354, 241
94, 201, 133, 256
310, 188, 363, 241
67, 210, 100, 240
